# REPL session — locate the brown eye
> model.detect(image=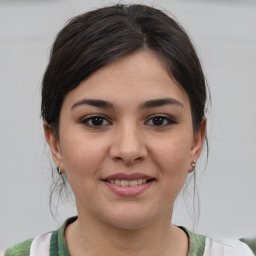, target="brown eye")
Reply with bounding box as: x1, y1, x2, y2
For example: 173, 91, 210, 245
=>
91, 117, 104, 126
145, 115, 175, 126
81, 115, 111, 127
152, 116, 165, 126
